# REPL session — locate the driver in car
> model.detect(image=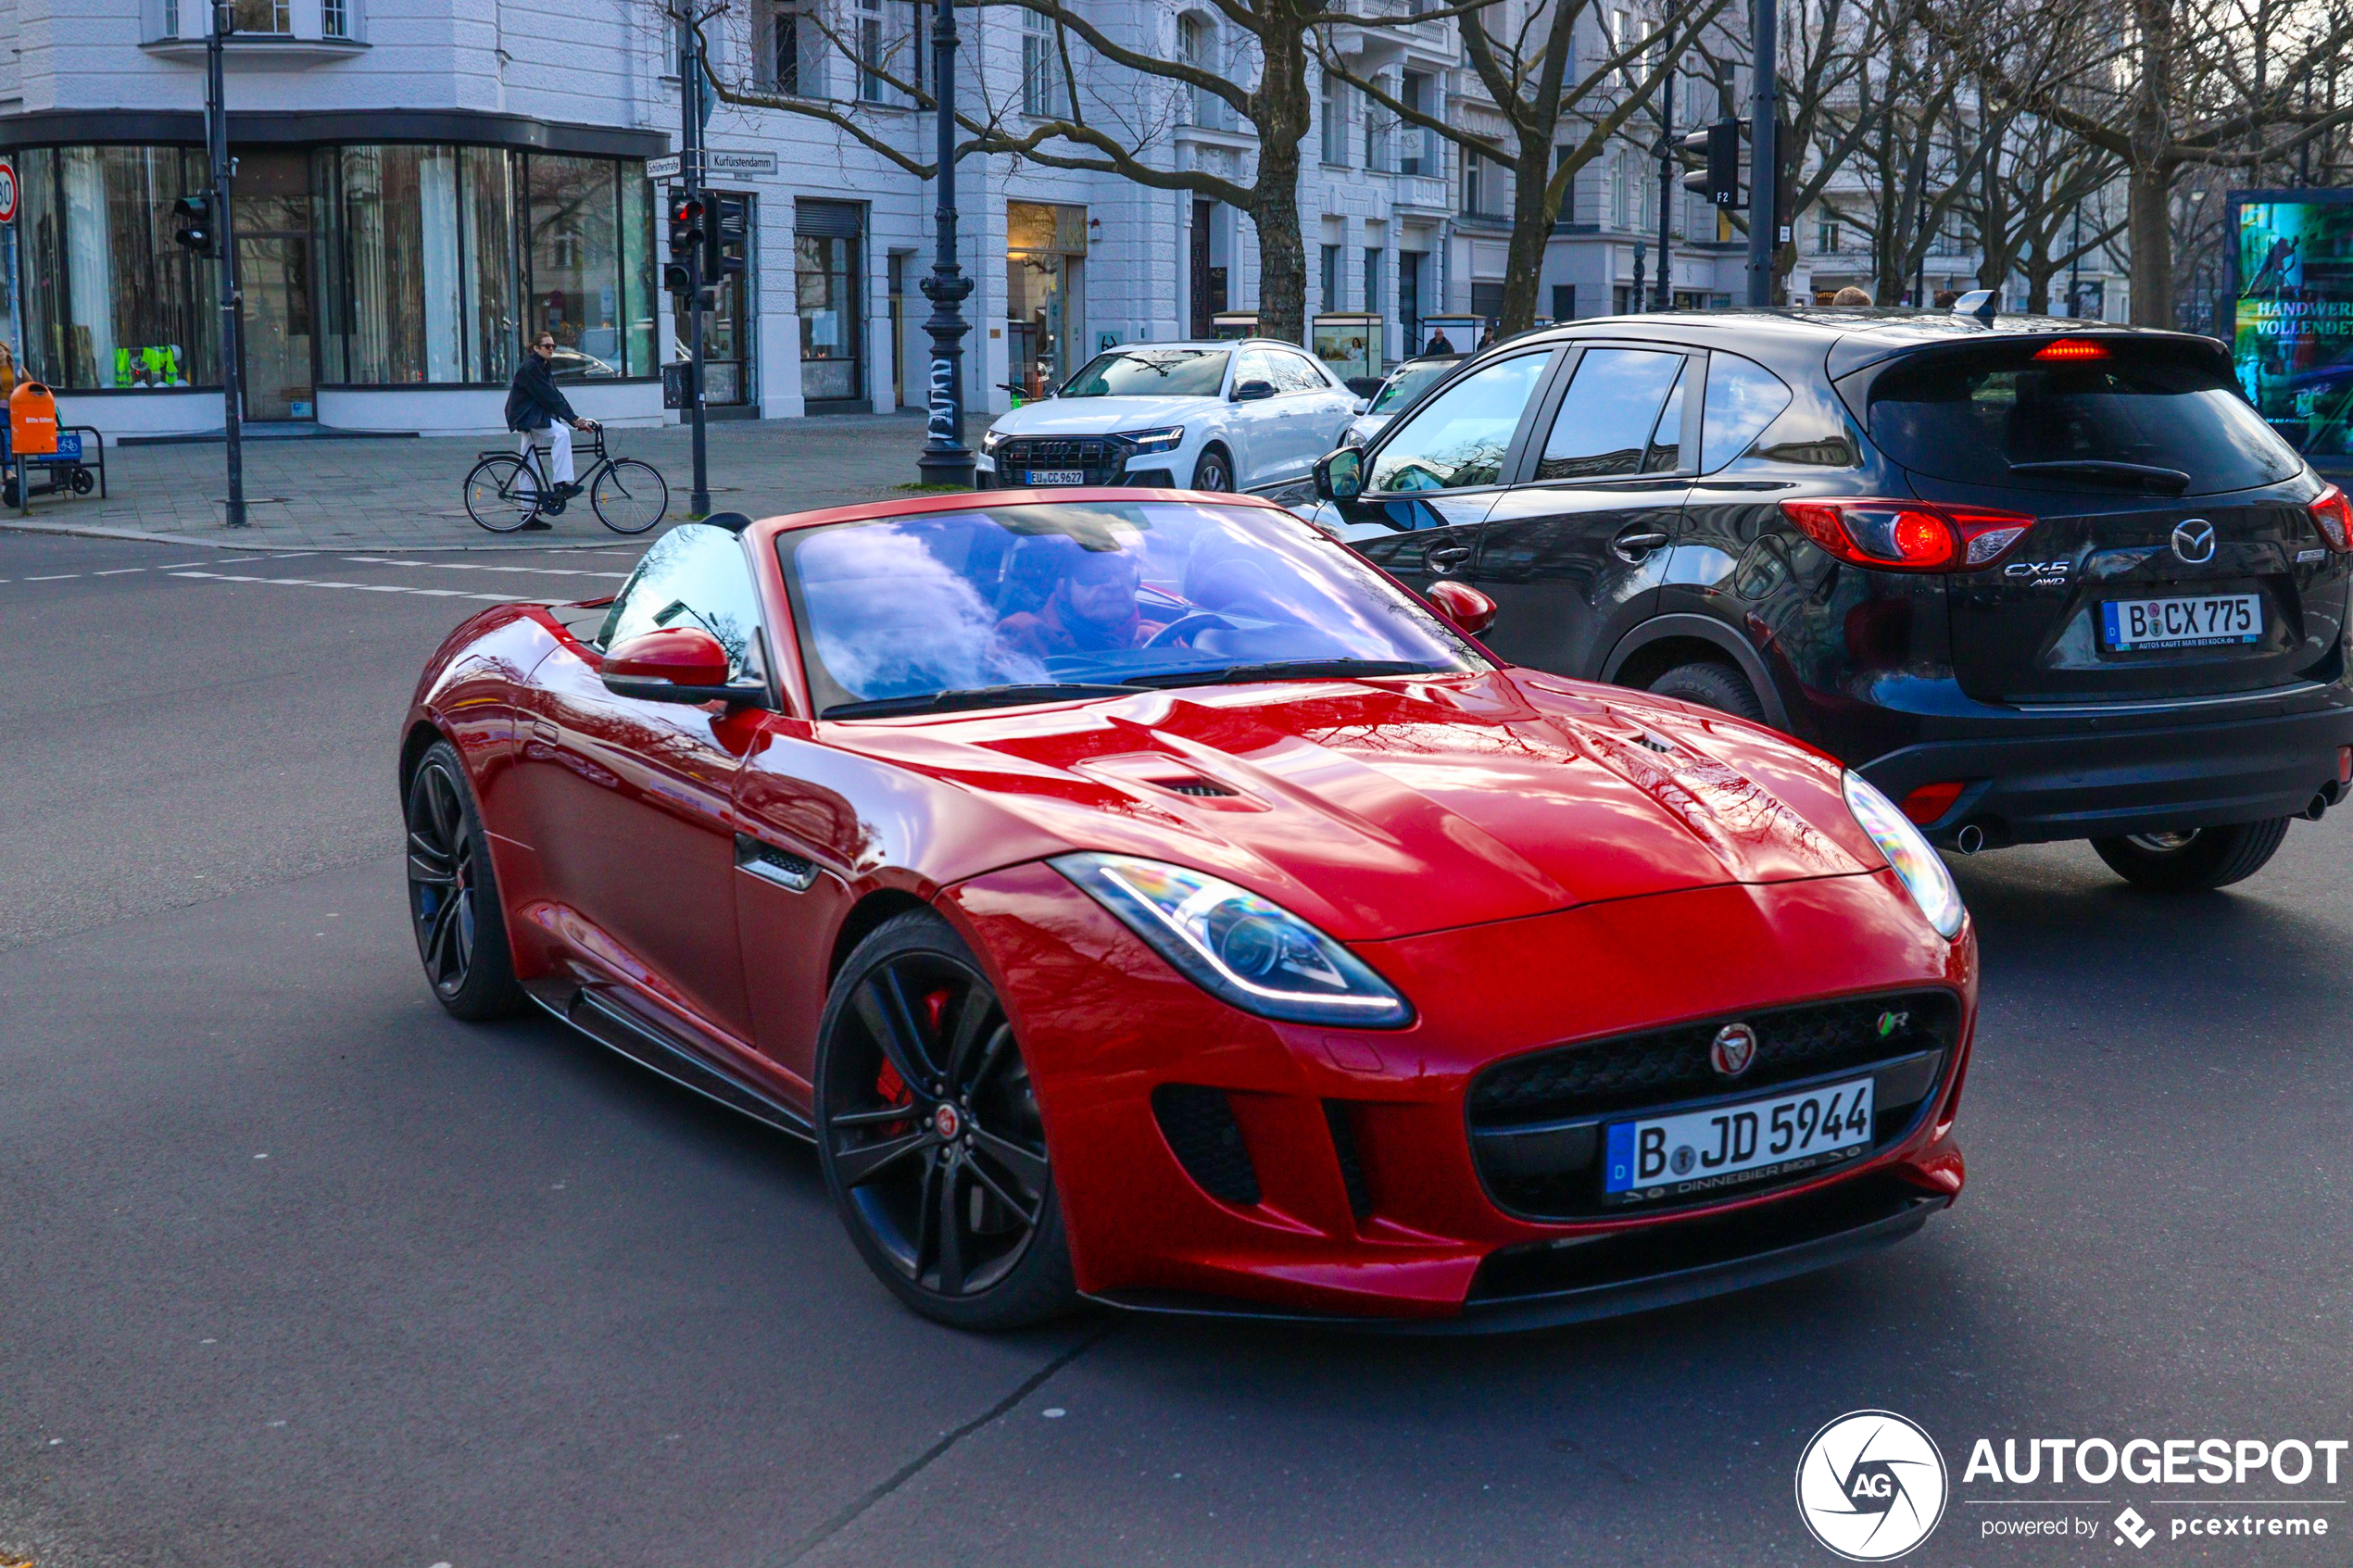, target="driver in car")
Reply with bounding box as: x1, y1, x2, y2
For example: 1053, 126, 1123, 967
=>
997, 547, 1166, 657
